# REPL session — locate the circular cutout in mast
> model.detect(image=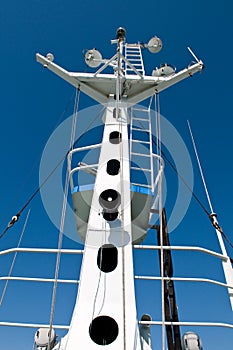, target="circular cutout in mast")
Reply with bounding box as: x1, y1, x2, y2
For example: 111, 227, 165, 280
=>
89, 316, 119, 345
